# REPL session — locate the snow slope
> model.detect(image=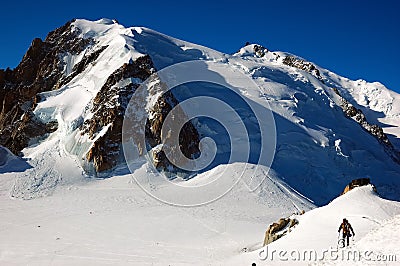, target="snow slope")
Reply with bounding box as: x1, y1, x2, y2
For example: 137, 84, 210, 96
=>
0, 146, 31, 174
0, 163, 314, 265
231, 185, 400, 265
